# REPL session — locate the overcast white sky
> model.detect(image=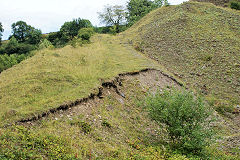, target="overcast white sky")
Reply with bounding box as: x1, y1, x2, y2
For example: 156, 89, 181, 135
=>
0, 0, 187, 40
